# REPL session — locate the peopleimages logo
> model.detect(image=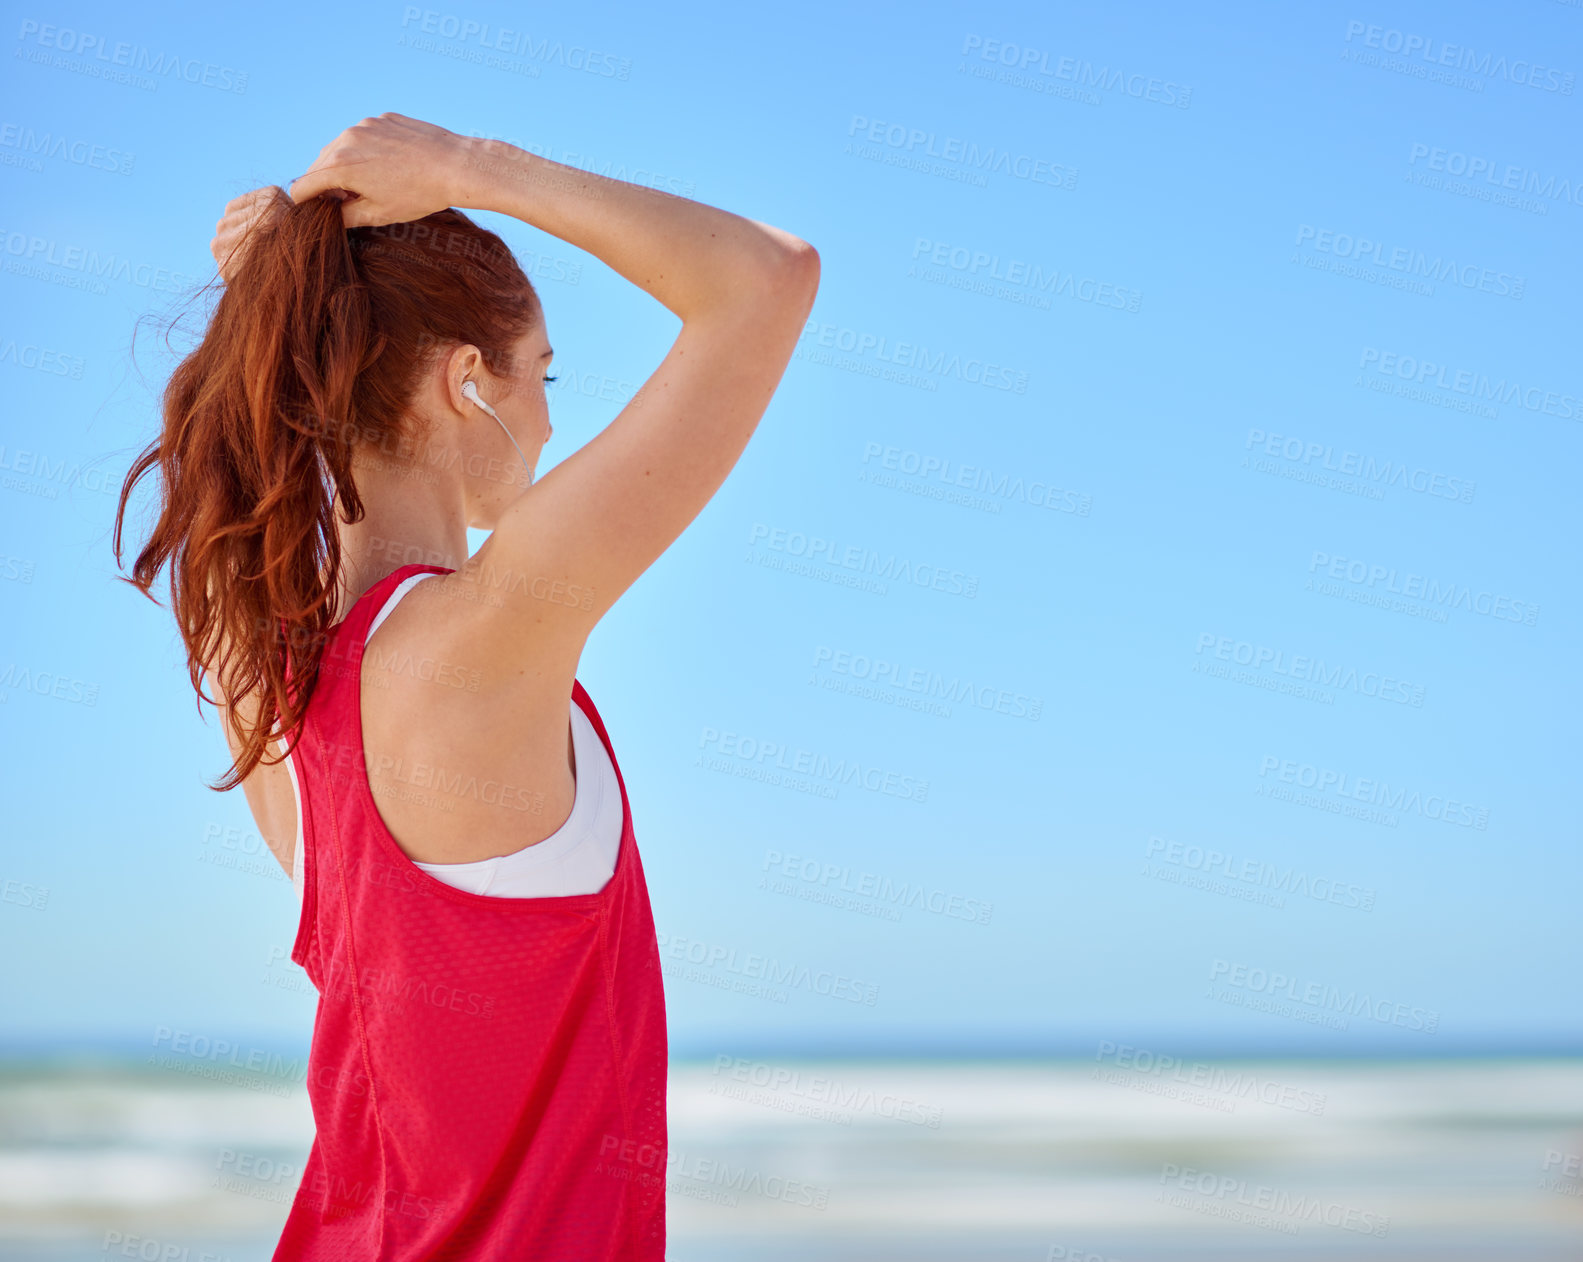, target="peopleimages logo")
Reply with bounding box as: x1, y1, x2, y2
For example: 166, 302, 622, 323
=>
762, 848, 994, 925
0, 225, 201, 294
1257, 754, 1490, 830
1308, 549, 1539, 626
0, 445, 117, 493
1194, 631, 1426, 707
1358, 346, 1582, 422
1242, 429, 1475, 504
654, 931, 879, 1006
0, 338, 85, 378
959, 34, 1193, 108
798, 319, 1029, 393
1159, 1161, 1391, 1237
0, 123, 134, 174
1094, 1041, 1328, 1115
811, 645, 1040, 720
698, 724, 930, 803
397, 8, 632, 78
909, 238, 1142, 312
846, 114, 1078, 190
860, 441, 1092, 516
710, 1055, 944, 1127
1209, 959, 1440, 1033
1342, 19, 1574, 94
748, 521, 979, 600
14, 19, 250, 93
1294, 224, 1524, 298
1144, 837, 1374, 911
1407, 143, 1583, 209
